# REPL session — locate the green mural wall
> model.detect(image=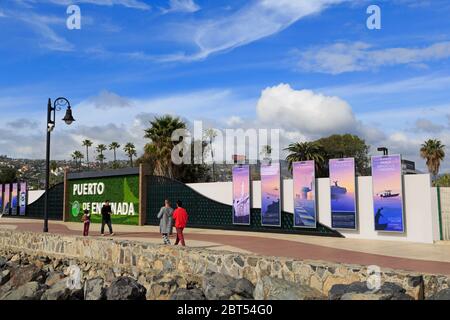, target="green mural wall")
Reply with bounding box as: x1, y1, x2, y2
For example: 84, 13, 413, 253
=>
68, 175, 139, 225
